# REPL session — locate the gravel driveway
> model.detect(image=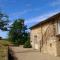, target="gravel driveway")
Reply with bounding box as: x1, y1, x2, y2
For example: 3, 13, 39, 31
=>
9, 46, 60, 60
